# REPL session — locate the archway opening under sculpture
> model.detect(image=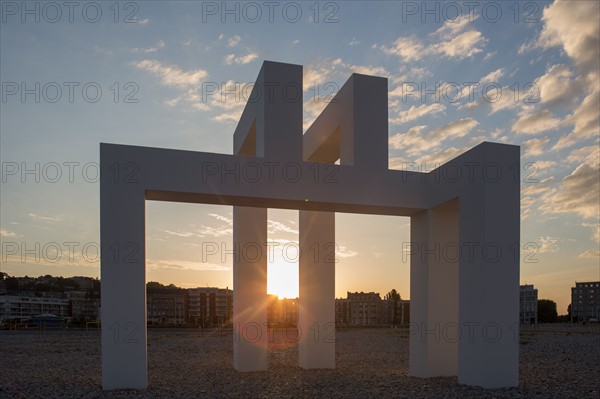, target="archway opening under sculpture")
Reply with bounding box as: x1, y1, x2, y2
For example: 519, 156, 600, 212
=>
100, 61, 520, 390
